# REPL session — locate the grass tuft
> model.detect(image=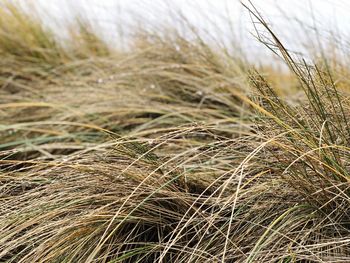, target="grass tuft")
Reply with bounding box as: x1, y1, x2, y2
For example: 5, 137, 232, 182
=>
1, 1, 350, 262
